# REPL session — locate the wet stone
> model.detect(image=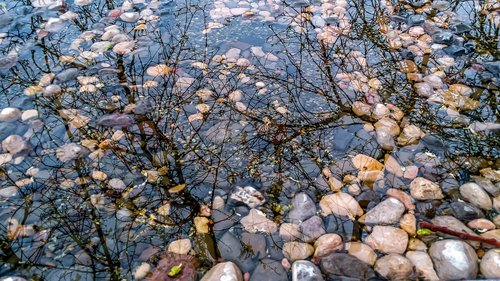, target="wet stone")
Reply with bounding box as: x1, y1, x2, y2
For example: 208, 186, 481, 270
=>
300, 216, 326, 243
249, 259, 287, 281
241, 232, 266, 259
443, 45, 466, 57
429, 239, 478, 280
359, 197, 405, 225
374, 253, 414, 280
292, 260, 323, 281
200, 262, 243, 281
364, 226, 408, 254
450, 201, 484, 221
288, 192, 317, 223
432, 31, 454, 45
320, 253, 377, 280
459, 182, 492, 211
218, 231, 255, 273
407, 14, 426, 26
480, 249, 500, 279
405, 251, 439, 281
55, 68, 79, 82
229, 186, 265, 208
313, 233, 342, 258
